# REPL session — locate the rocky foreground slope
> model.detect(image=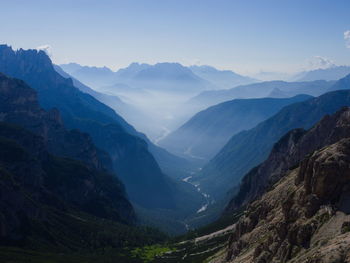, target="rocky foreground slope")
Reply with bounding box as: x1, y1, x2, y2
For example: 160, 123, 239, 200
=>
209, 108, 350, 263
